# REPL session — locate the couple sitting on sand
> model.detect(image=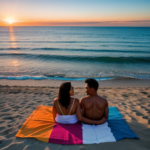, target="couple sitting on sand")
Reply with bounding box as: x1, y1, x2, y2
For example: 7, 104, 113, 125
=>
53, 78, 108, 125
